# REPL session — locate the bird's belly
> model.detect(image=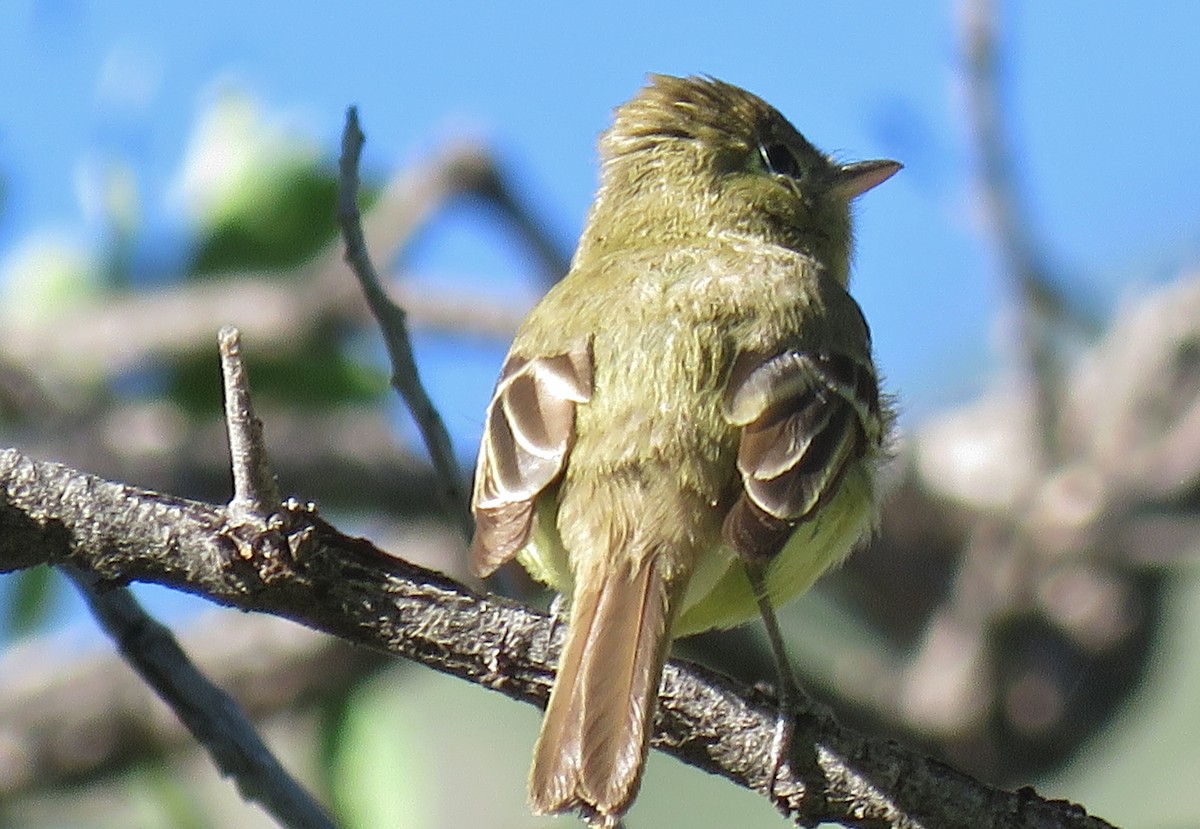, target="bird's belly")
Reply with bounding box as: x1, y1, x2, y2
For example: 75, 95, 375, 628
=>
672, 462, 876, 636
